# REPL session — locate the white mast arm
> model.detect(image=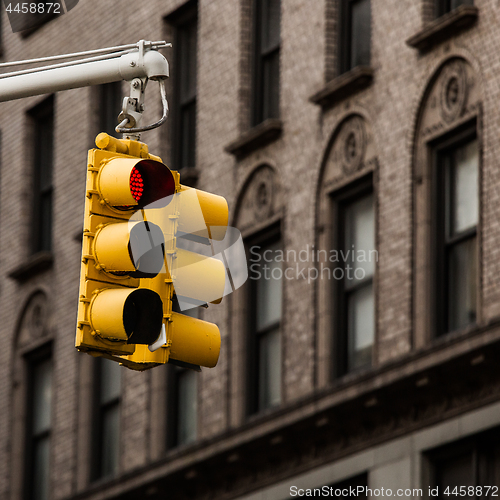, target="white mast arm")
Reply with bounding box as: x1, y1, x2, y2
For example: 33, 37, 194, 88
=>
0, 40, 170, 139
0, 47, 169, 102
